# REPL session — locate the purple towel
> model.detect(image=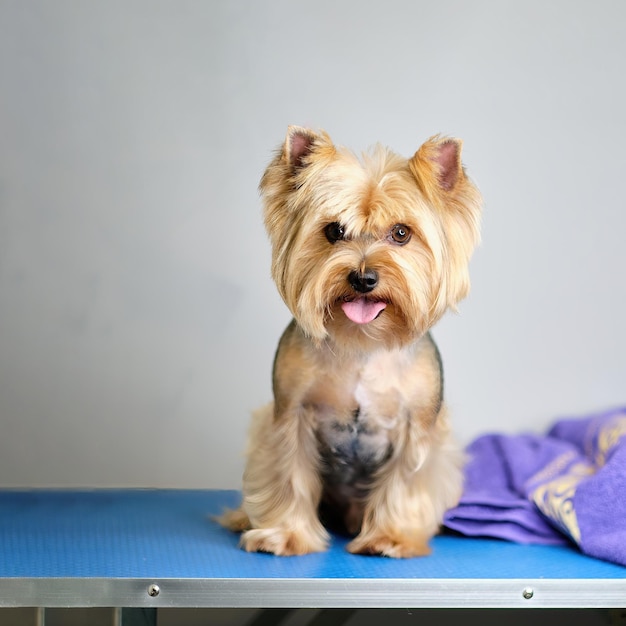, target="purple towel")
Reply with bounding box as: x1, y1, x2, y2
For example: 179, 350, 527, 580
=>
444, 407, 626, 567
